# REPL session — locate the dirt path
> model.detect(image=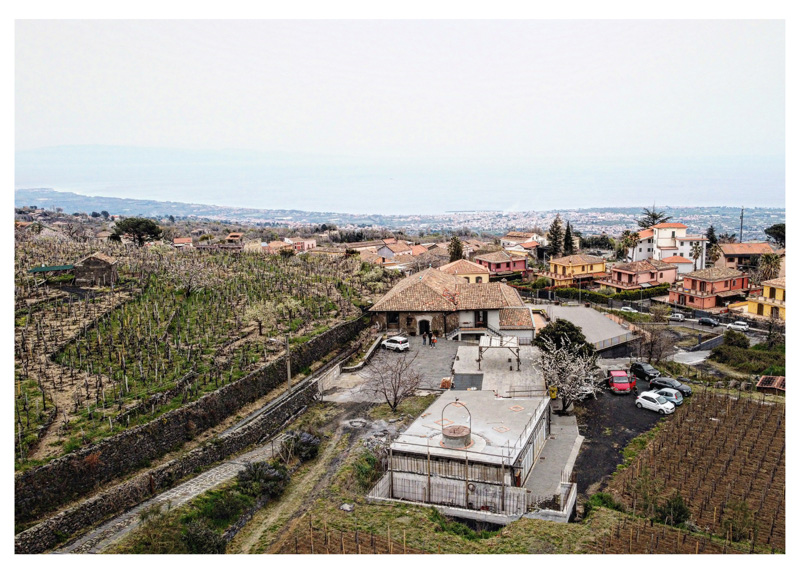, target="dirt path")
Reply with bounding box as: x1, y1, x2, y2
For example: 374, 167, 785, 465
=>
57, 436, 285, 554
230, 404, 369, 554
